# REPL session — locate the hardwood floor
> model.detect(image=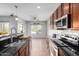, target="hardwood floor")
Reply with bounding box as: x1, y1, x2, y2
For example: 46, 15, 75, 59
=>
30, 39, 50, 56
